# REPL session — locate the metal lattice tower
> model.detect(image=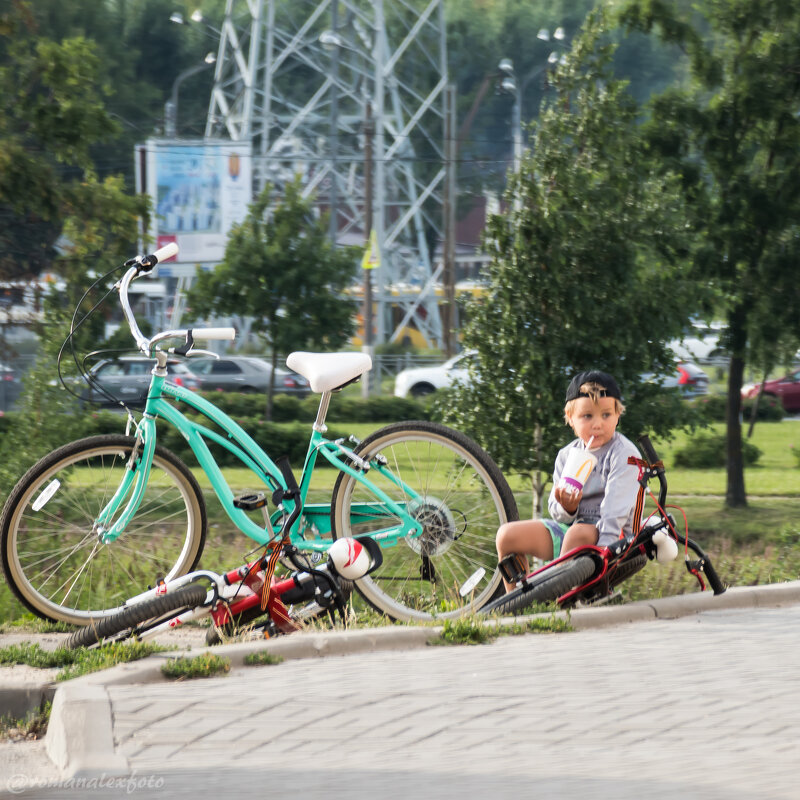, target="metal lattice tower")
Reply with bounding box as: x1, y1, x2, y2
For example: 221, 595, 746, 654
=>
205, 0, 447, 346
